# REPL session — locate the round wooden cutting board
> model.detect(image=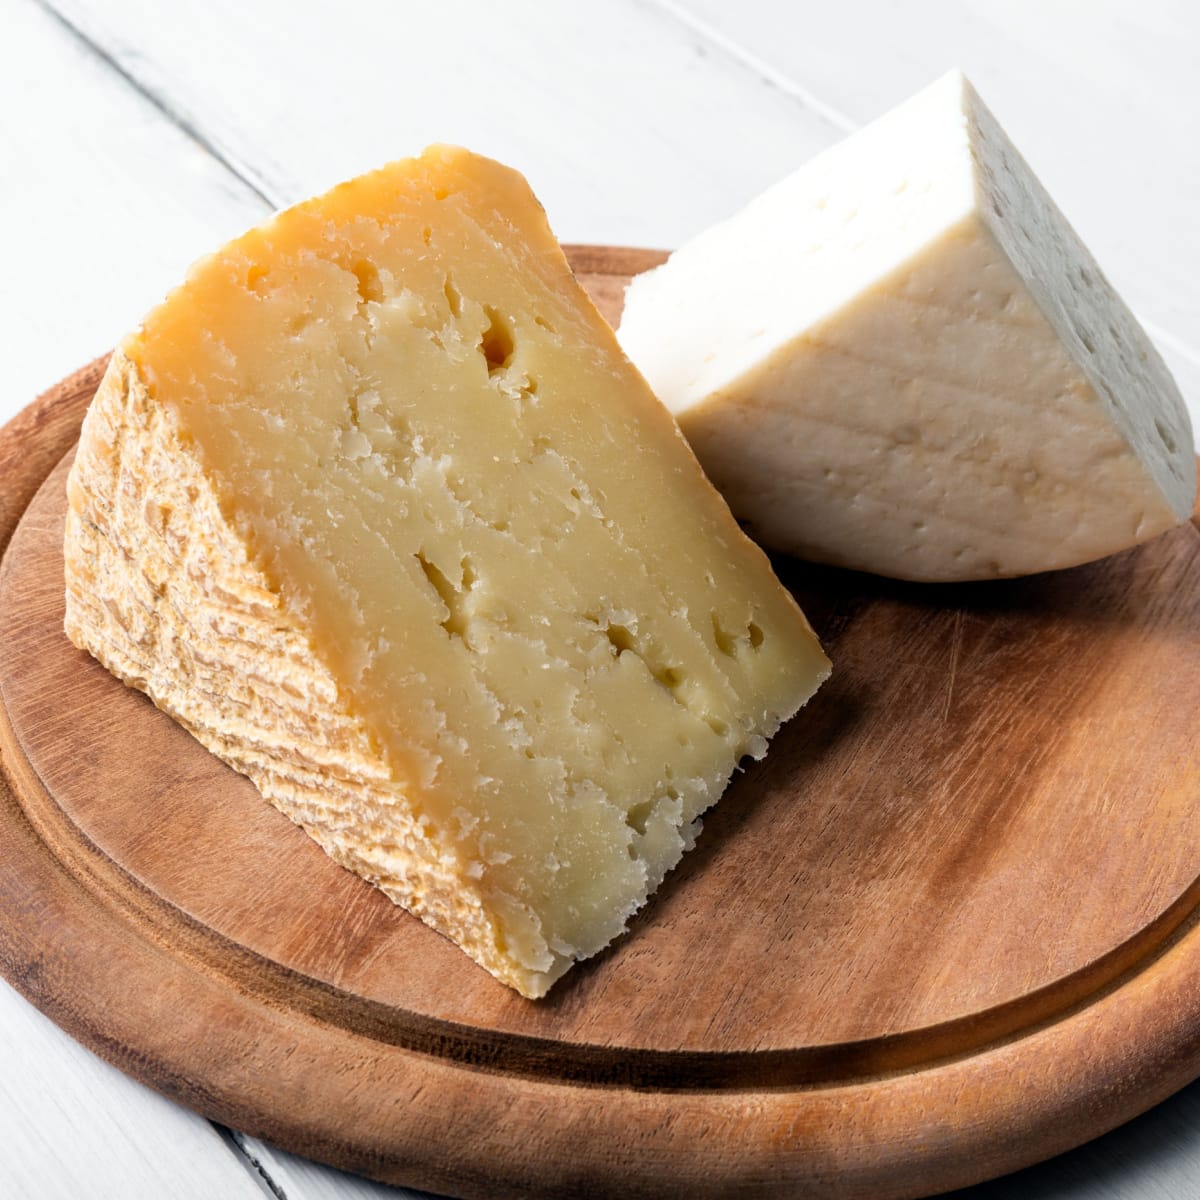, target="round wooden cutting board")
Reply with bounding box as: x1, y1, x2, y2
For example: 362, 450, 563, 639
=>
3, 247, 1200, 1200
